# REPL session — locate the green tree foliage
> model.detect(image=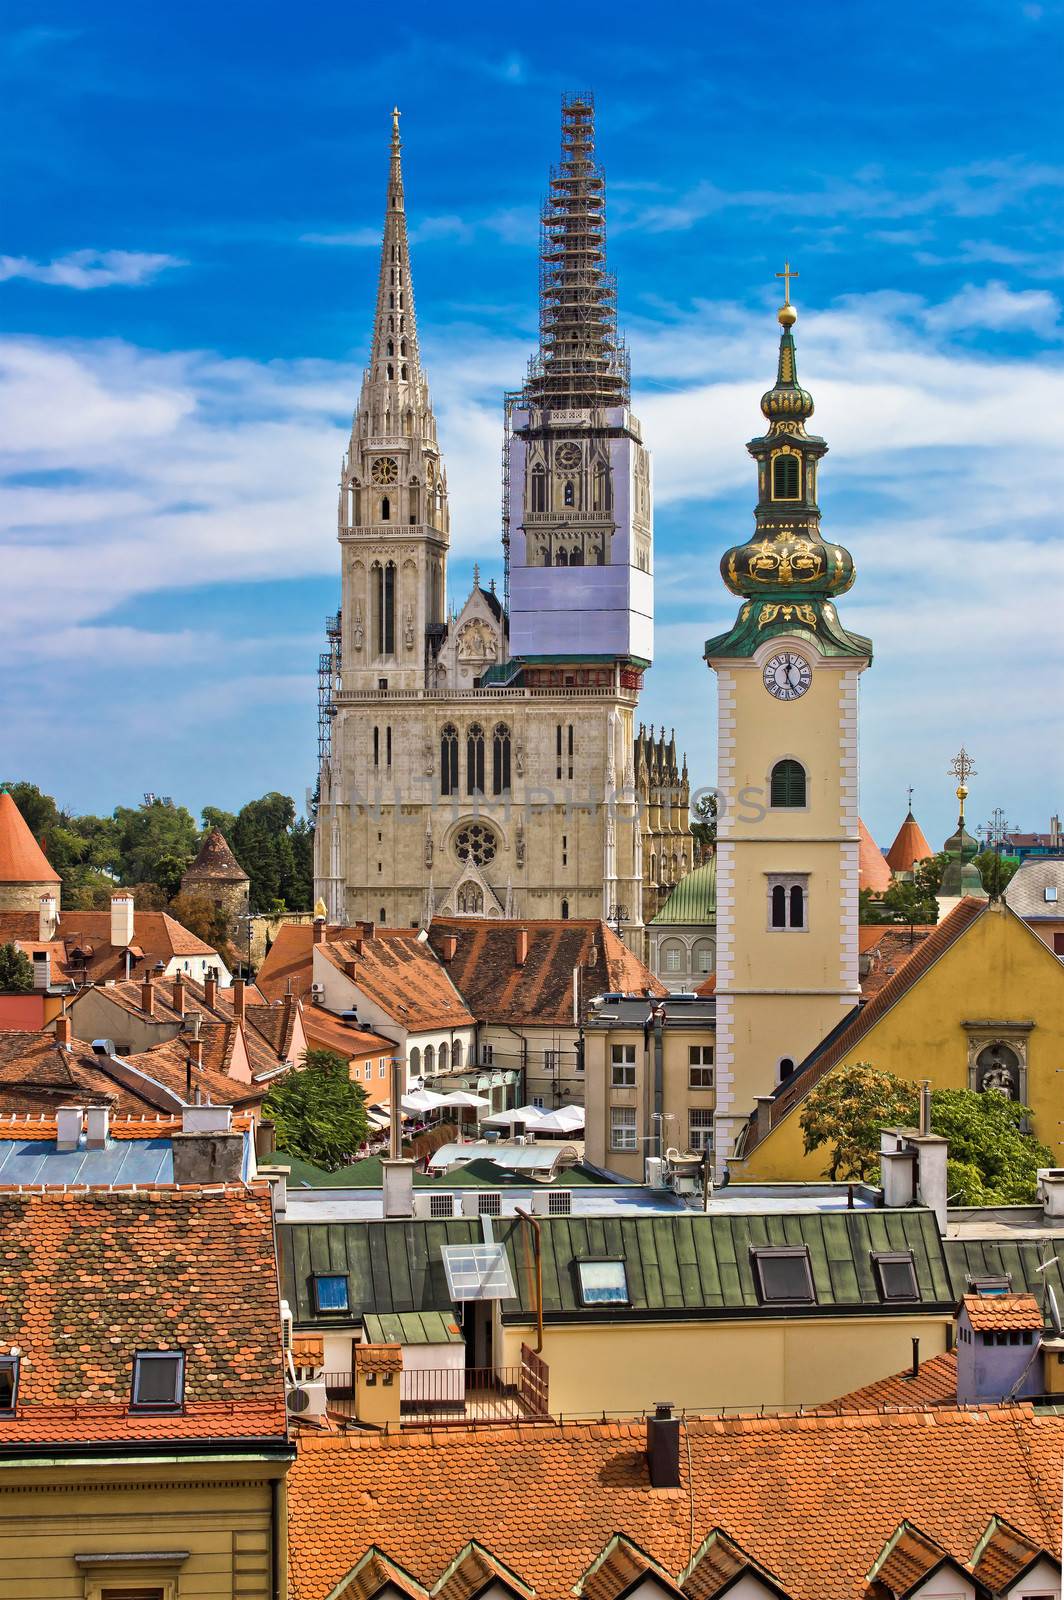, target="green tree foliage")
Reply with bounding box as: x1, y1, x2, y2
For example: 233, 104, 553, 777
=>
974, 849, 1019, 900
202, 805, 238, 839
800, 1062, 1051, 1202
166, 889, 233, 954
263, 1048, 369, 1171
0, 944, 34, 994
914, 851, 951, 897
112, 800, 199, 887
690, 792, 718, 855
231, 792, 312, 912
860, 880, 939, 929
